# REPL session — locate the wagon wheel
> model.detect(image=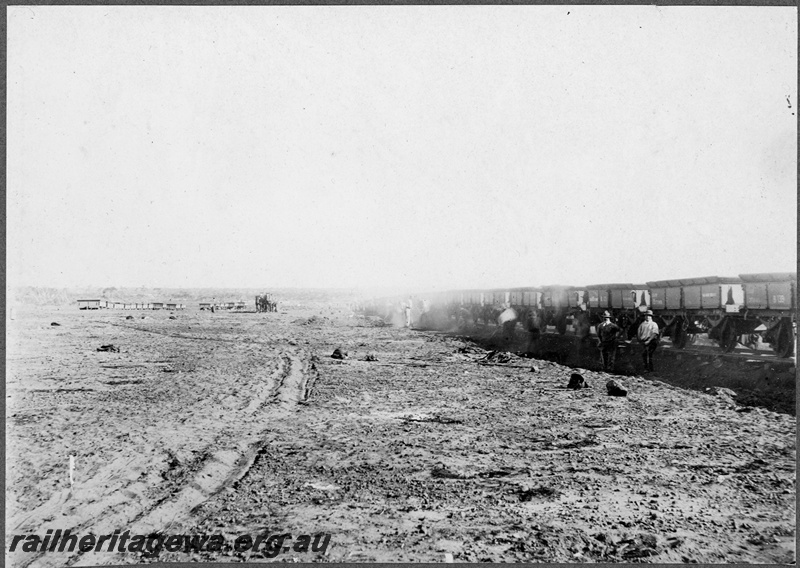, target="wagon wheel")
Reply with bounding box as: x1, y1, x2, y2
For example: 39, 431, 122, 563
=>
775, 320, 795, 358
720, 321, 738, 353
671, 318, 688, 349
